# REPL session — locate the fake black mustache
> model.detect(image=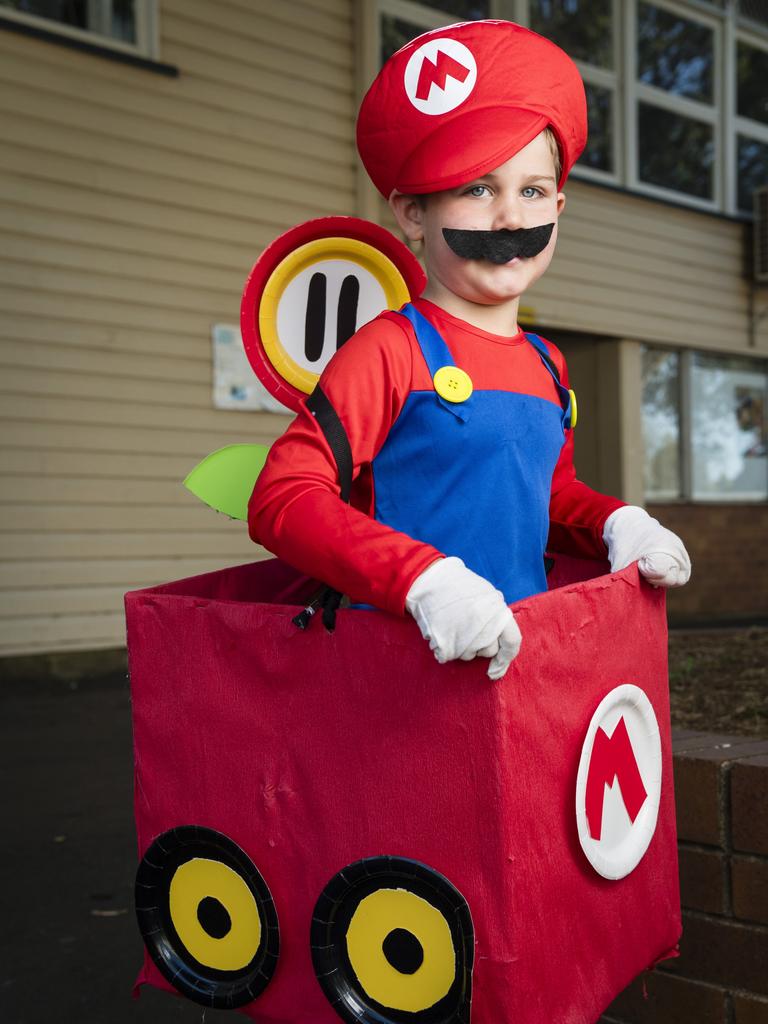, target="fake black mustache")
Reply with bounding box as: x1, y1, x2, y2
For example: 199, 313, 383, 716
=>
442, 224, 555, 264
